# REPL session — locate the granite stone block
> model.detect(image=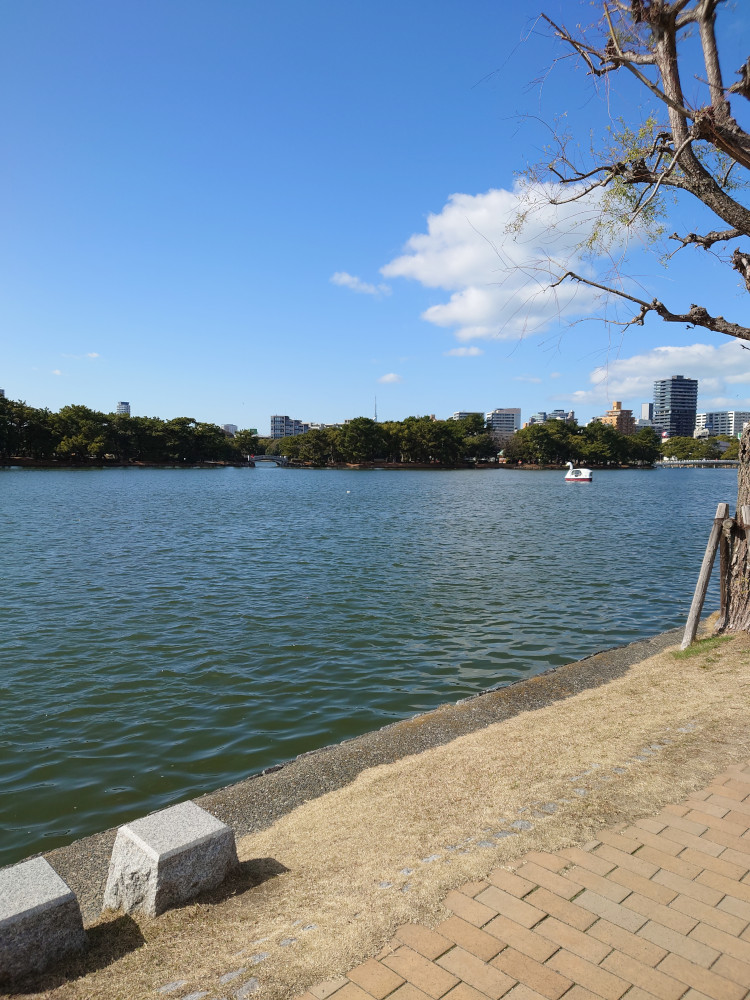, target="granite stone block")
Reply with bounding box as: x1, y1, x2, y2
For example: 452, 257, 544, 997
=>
0, 857, 86, 983
102, 801, 239, 917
